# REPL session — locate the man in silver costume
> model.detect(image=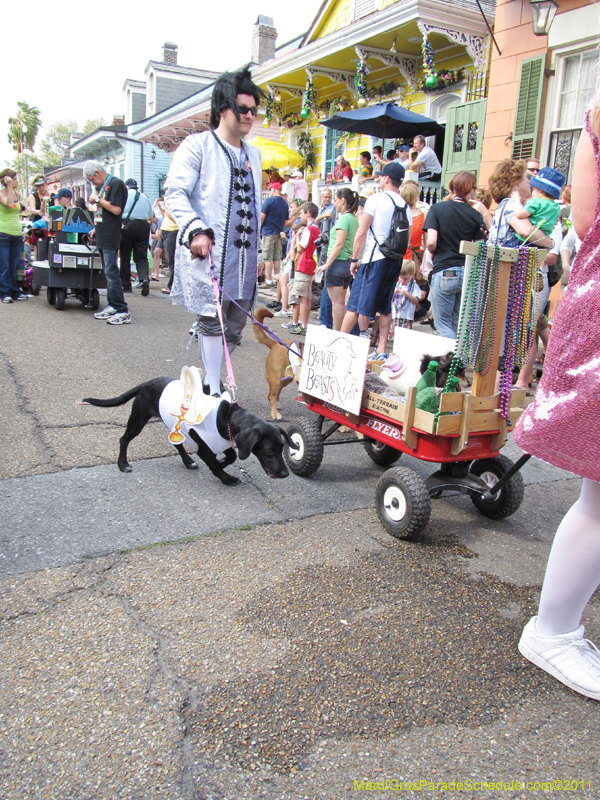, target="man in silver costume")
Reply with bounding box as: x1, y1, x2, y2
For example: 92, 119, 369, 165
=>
165, 68, 263, 395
